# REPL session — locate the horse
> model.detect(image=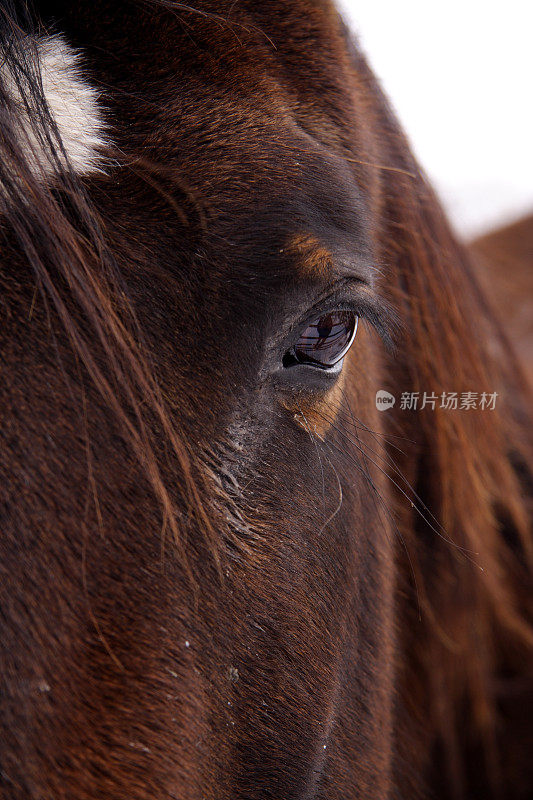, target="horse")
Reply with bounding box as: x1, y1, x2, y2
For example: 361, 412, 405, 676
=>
0, 2, 531, 798
470, 212, 533, 388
